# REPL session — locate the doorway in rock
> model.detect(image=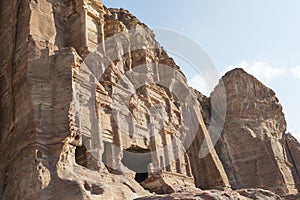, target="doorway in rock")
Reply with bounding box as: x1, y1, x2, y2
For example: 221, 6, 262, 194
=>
75, 145, 87, 168
121, 146, 152, 183
135, 172, 149, 183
